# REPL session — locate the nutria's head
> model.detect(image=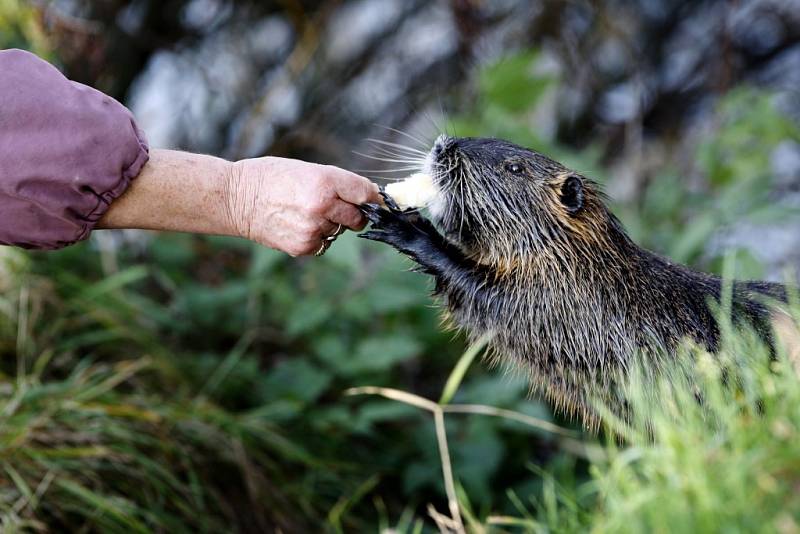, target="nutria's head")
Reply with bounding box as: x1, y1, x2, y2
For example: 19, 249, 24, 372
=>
423, 135, 620, 261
